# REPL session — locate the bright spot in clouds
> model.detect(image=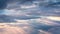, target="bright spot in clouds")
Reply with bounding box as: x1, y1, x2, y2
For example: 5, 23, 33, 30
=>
0, 24, 27, 34
46, 16, 60, 21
